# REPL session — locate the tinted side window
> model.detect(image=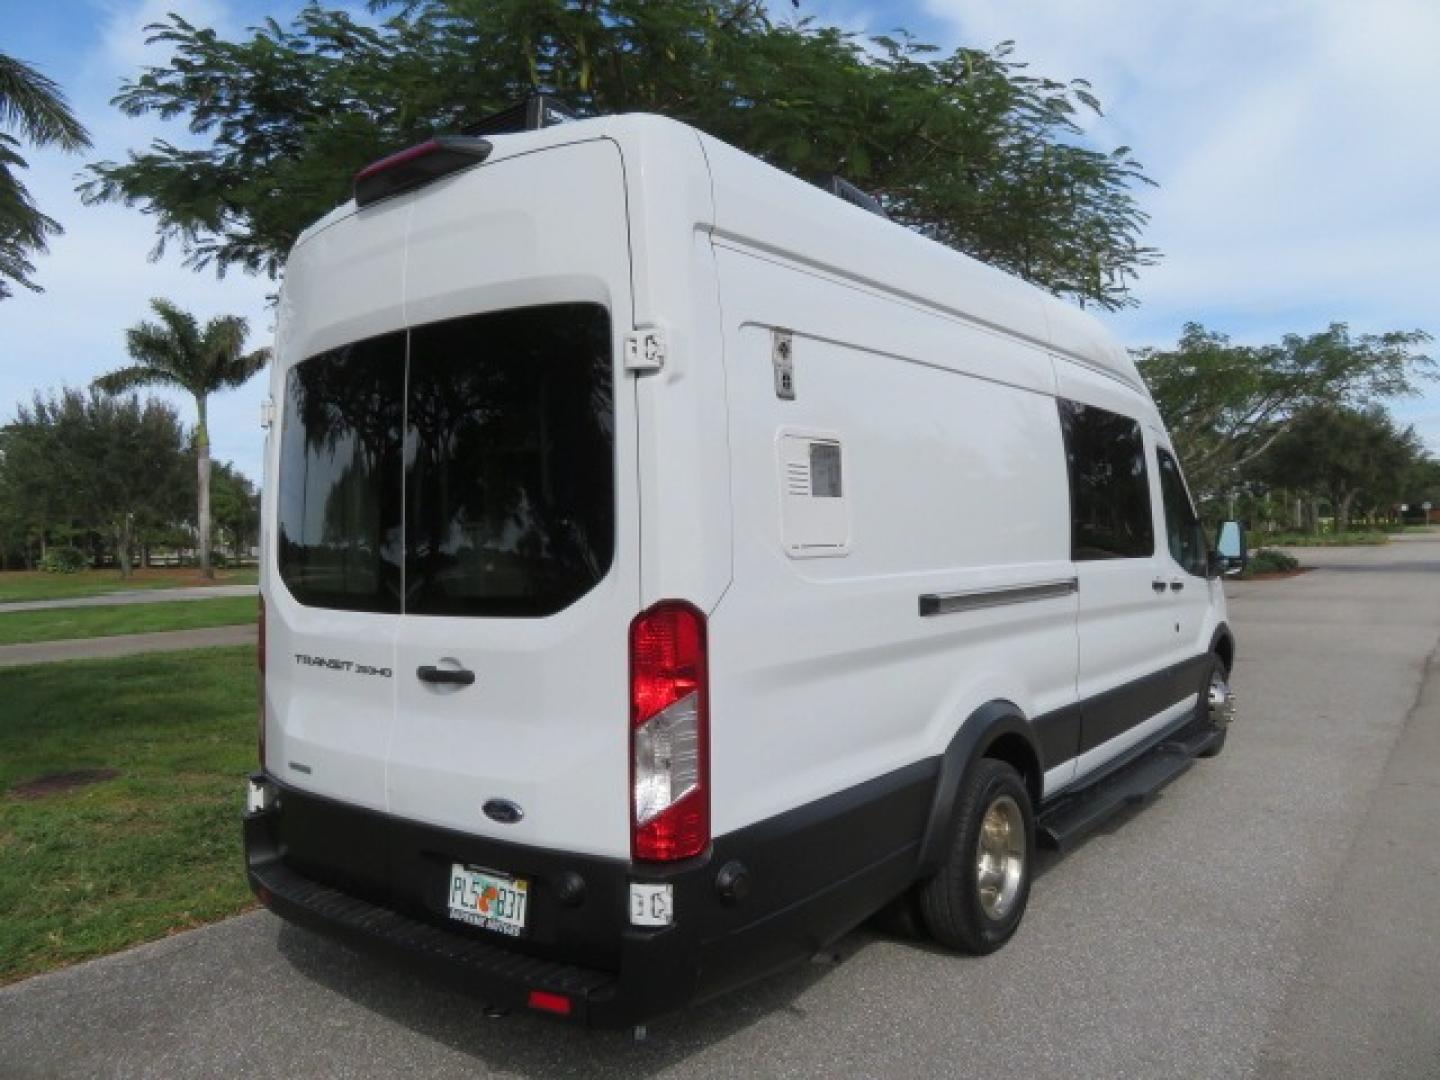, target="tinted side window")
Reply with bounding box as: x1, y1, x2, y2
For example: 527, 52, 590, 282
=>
404, 304, 614, 617
1157, 447, 1206, 576
277, 333, 406, 612
1058, 400, 1154, 560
